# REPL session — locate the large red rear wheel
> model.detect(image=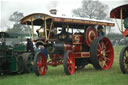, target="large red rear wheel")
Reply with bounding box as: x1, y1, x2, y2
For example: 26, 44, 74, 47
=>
120, 46, 128, 74
90, 37, 114, 70
34, 52, 47, 76
63, 50, 75, 75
